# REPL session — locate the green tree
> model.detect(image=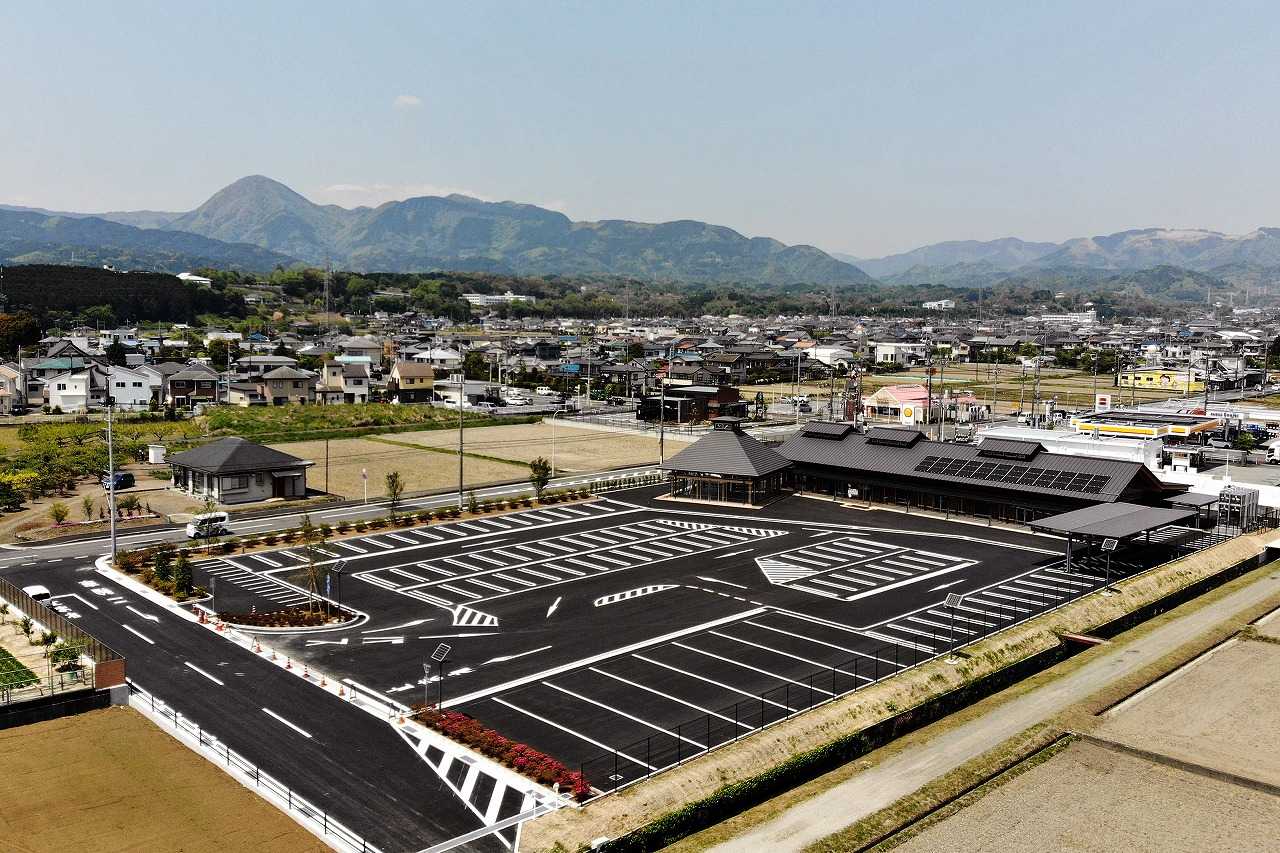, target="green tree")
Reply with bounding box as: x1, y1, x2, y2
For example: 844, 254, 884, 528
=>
39, 631, 58, 656
462, 350, 488, 380
153, 547, 174, 583
104, 340, 129, 366
48, 501, 69, 525
298, 513, 328, 615
0, 480, 22, 512
529, 456, 552, 499
172, 552, 193, 595
627, 342, 645, 360
81, 494, 95, 522
384, 470, 405, 519
18, 616, 33, 641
